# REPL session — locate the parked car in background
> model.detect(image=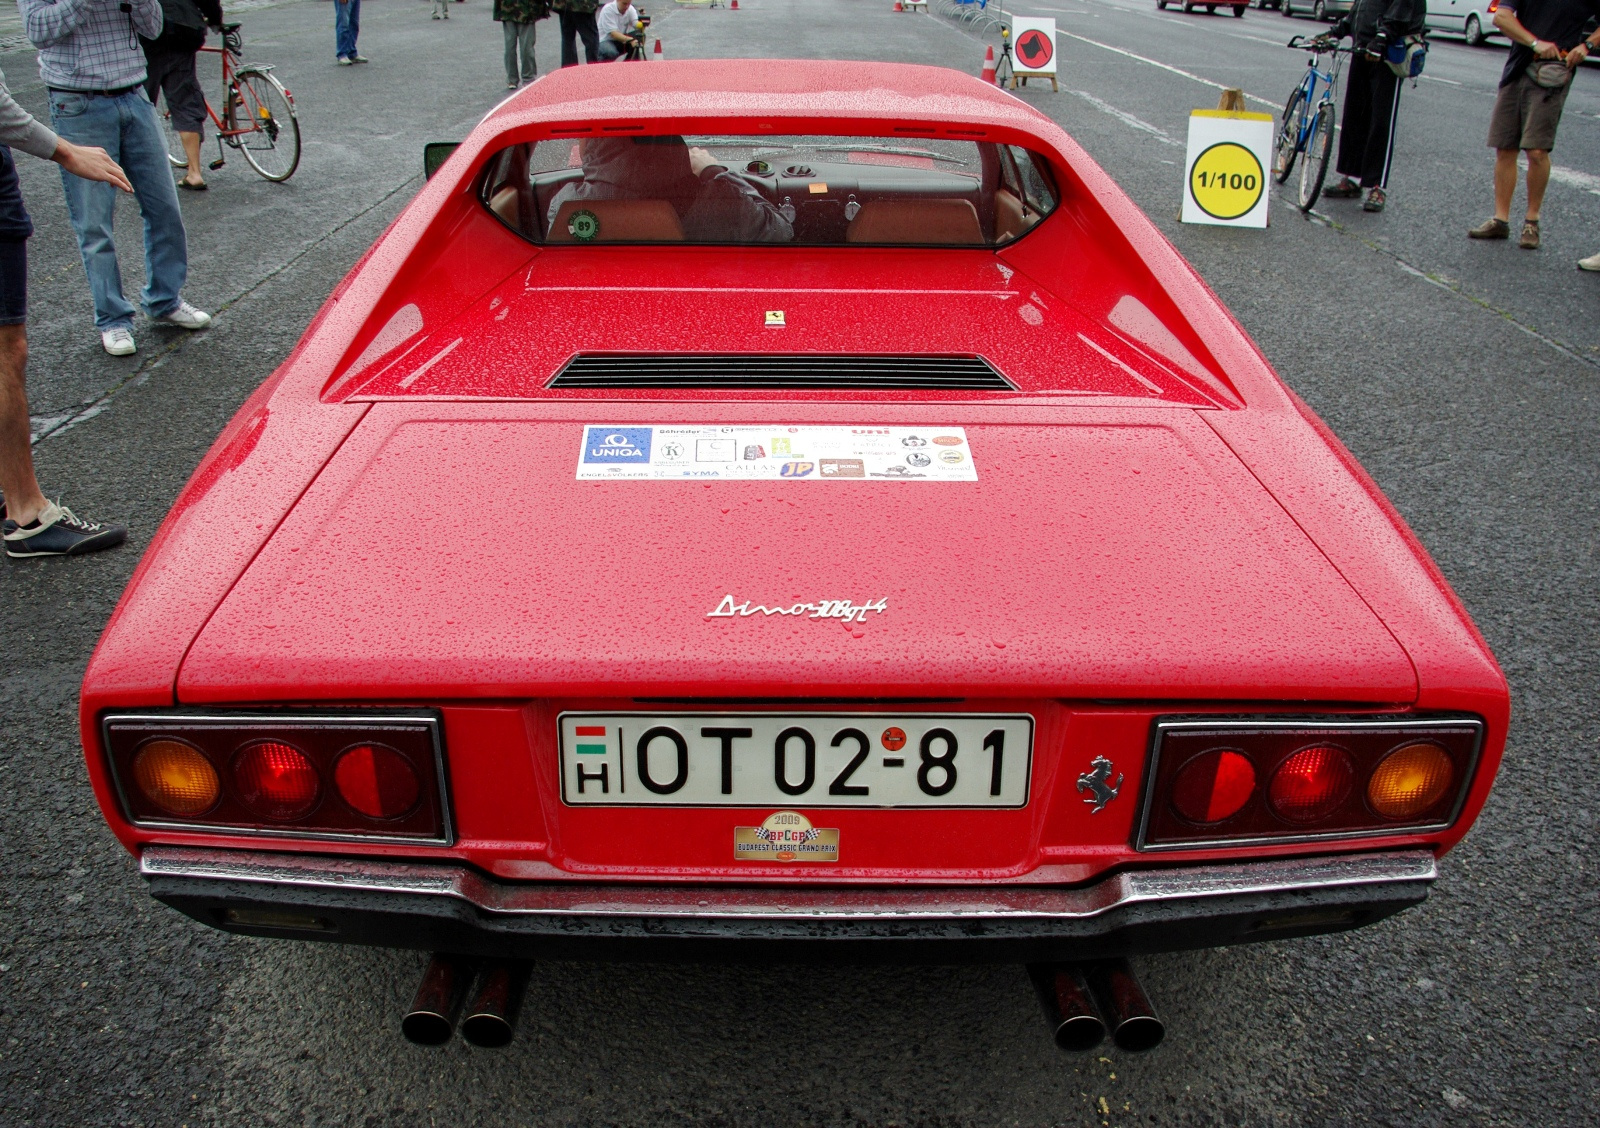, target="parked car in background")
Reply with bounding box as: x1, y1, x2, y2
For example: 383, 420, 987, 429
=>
1278, 0, 1354, 20
1427, 0, 1505, 44
1158, 0, 1250, 18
